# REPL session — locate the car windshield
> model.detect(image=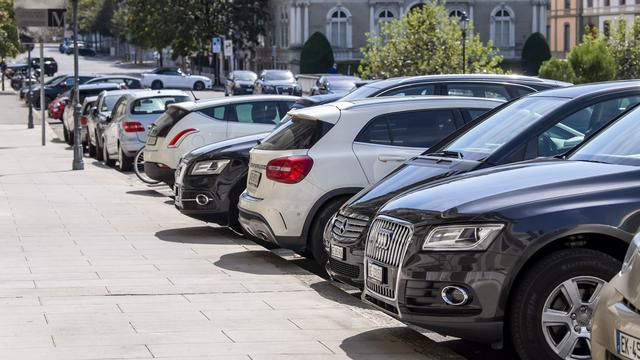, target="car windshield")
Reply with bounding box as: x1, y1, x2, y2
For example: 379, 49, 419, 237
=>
438, 96, 569, 160
340, 83, 382, 100
235, 72, 257, 81
570, 106, 640, 166
264, 71, 293, 81
101, 95, 121, 112
131, 96, 190, 114
46, 75, 66, 85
